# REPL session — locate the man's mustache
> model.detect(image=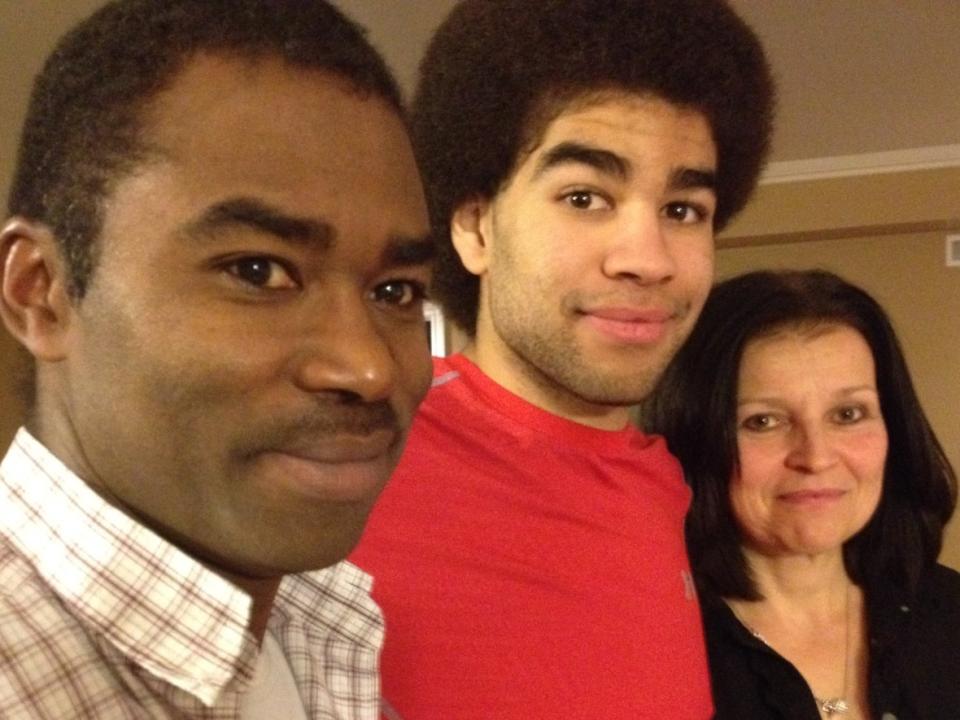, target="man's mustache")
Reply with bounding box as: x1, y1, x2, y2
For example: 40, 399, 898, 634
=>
239, 400, 401, 455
